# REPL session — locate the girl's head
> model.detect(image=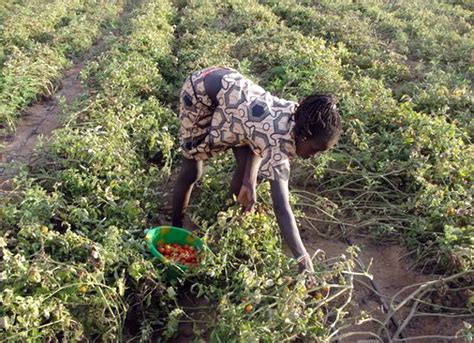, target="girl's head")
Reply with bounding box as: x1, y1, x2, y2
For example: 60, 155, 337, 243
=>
293, 94, 342, 159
